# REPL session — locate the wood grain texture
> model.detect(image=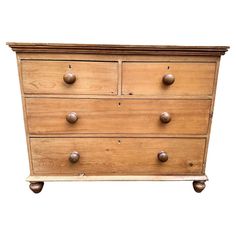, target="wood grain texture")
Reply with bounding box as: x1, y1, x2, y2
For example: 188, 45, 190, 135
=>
16, 53, 220, 63
26, 98, 211, 135
202, 58, 221, 173
22, 60, 118, 95
122, 62, 216, 96
30, 138, 206, 175
8, 43, 228, 188
7, 42, 229, 56
24, 94, 212, 99
28, 134, 208, 138
16, 55, 34, 175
